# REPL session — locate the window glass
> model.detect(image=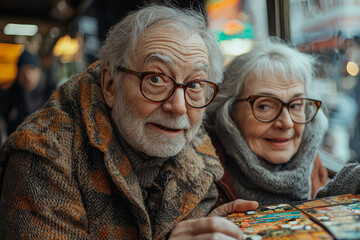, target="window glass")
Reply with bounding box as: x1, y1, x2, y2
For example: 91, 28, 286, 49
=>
290, 0, 360, 168
206, 0, 268, 63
